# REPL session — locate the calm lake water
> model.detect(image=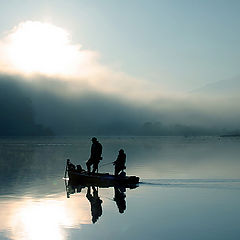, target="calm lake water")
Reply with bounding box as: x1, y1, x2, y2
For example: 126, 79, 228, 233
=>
0, 136, 240, 240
